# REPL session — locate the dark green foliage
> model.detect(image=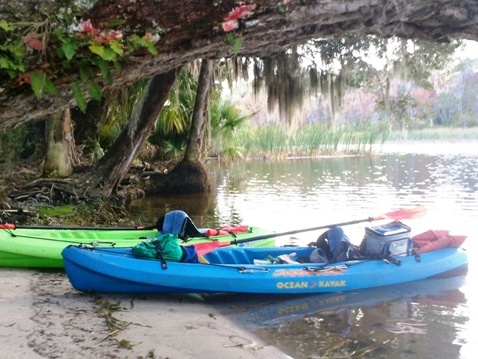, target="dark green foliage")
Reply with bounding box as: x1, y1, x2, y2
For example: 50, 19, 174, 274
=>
0, 121, 44, 164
